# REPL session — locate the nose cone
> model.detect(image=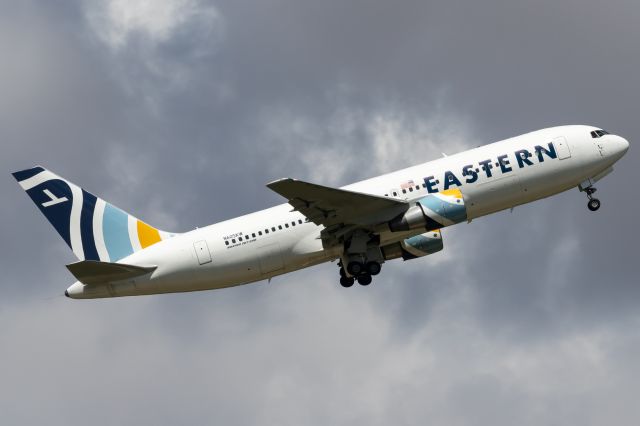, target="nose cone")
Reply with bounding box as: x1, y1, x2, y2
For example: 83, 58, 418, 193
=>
612, 135, 630, 160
